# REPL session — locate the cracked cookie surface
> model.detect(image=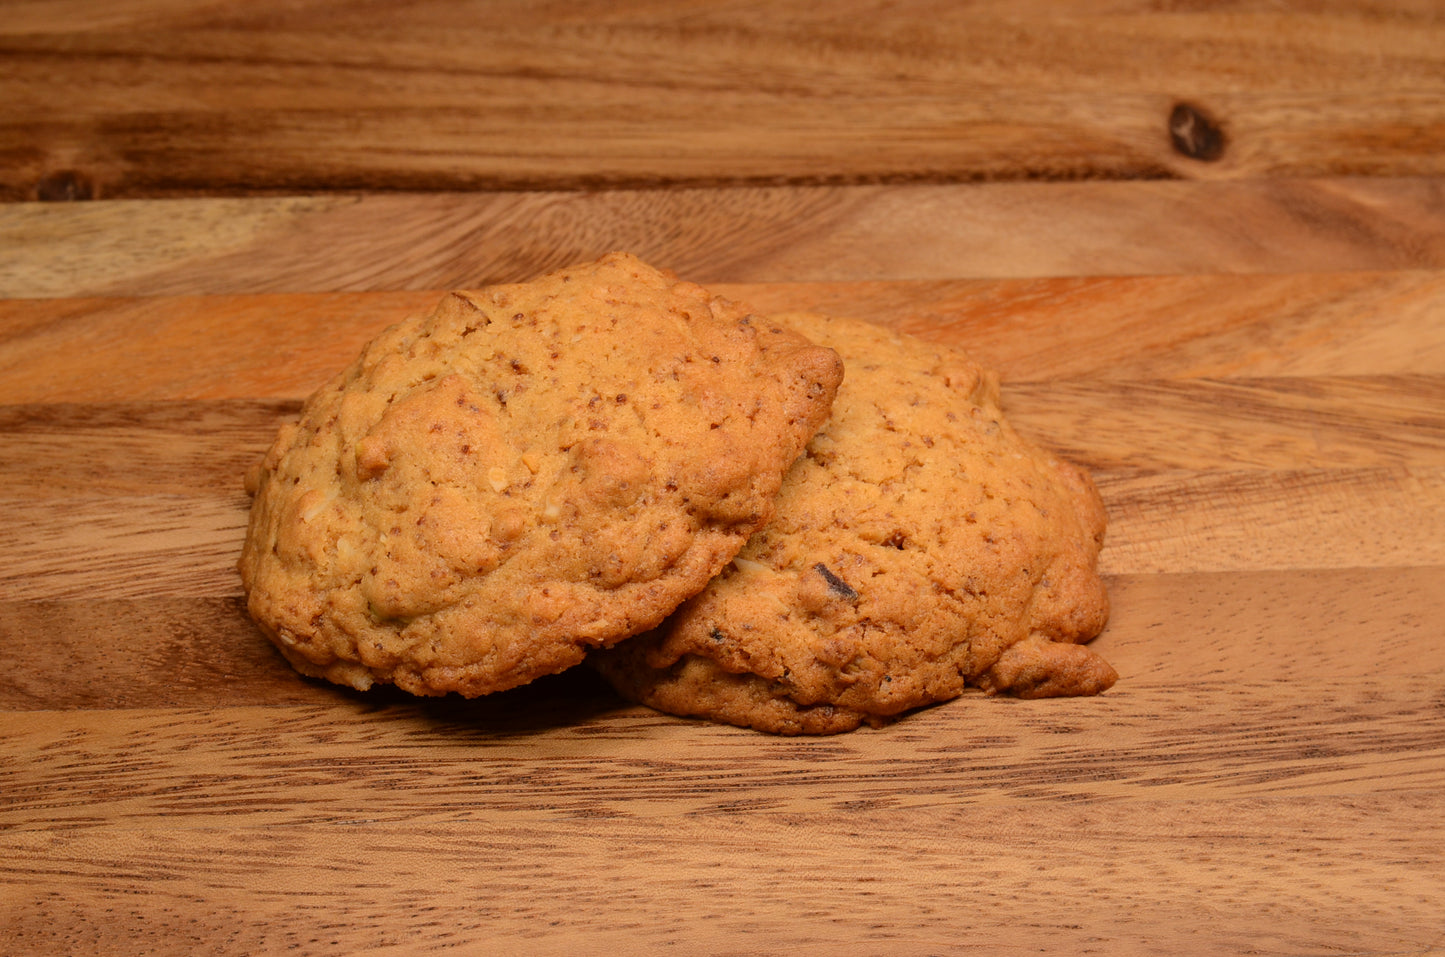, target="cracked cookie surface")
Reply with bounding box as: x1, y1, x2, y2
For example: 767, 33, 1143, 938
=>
591, 312, 1113, 734
239, 253, 843, 697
